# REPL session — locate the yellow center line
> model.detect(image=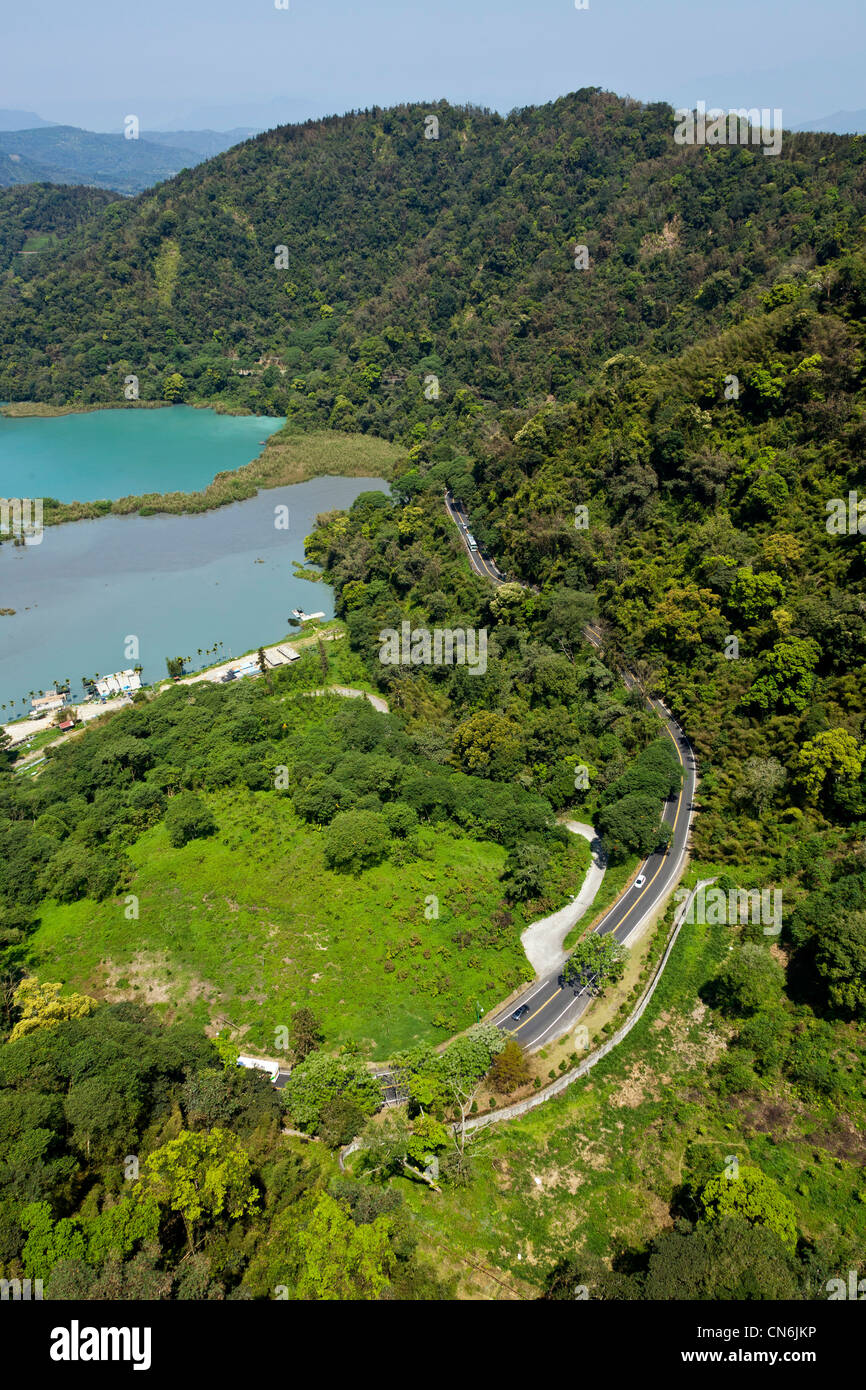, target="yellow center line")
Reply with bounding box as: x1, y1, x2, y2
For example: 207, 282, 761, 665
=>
511, 712, 689, 1035
446, 491, 694, 1042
